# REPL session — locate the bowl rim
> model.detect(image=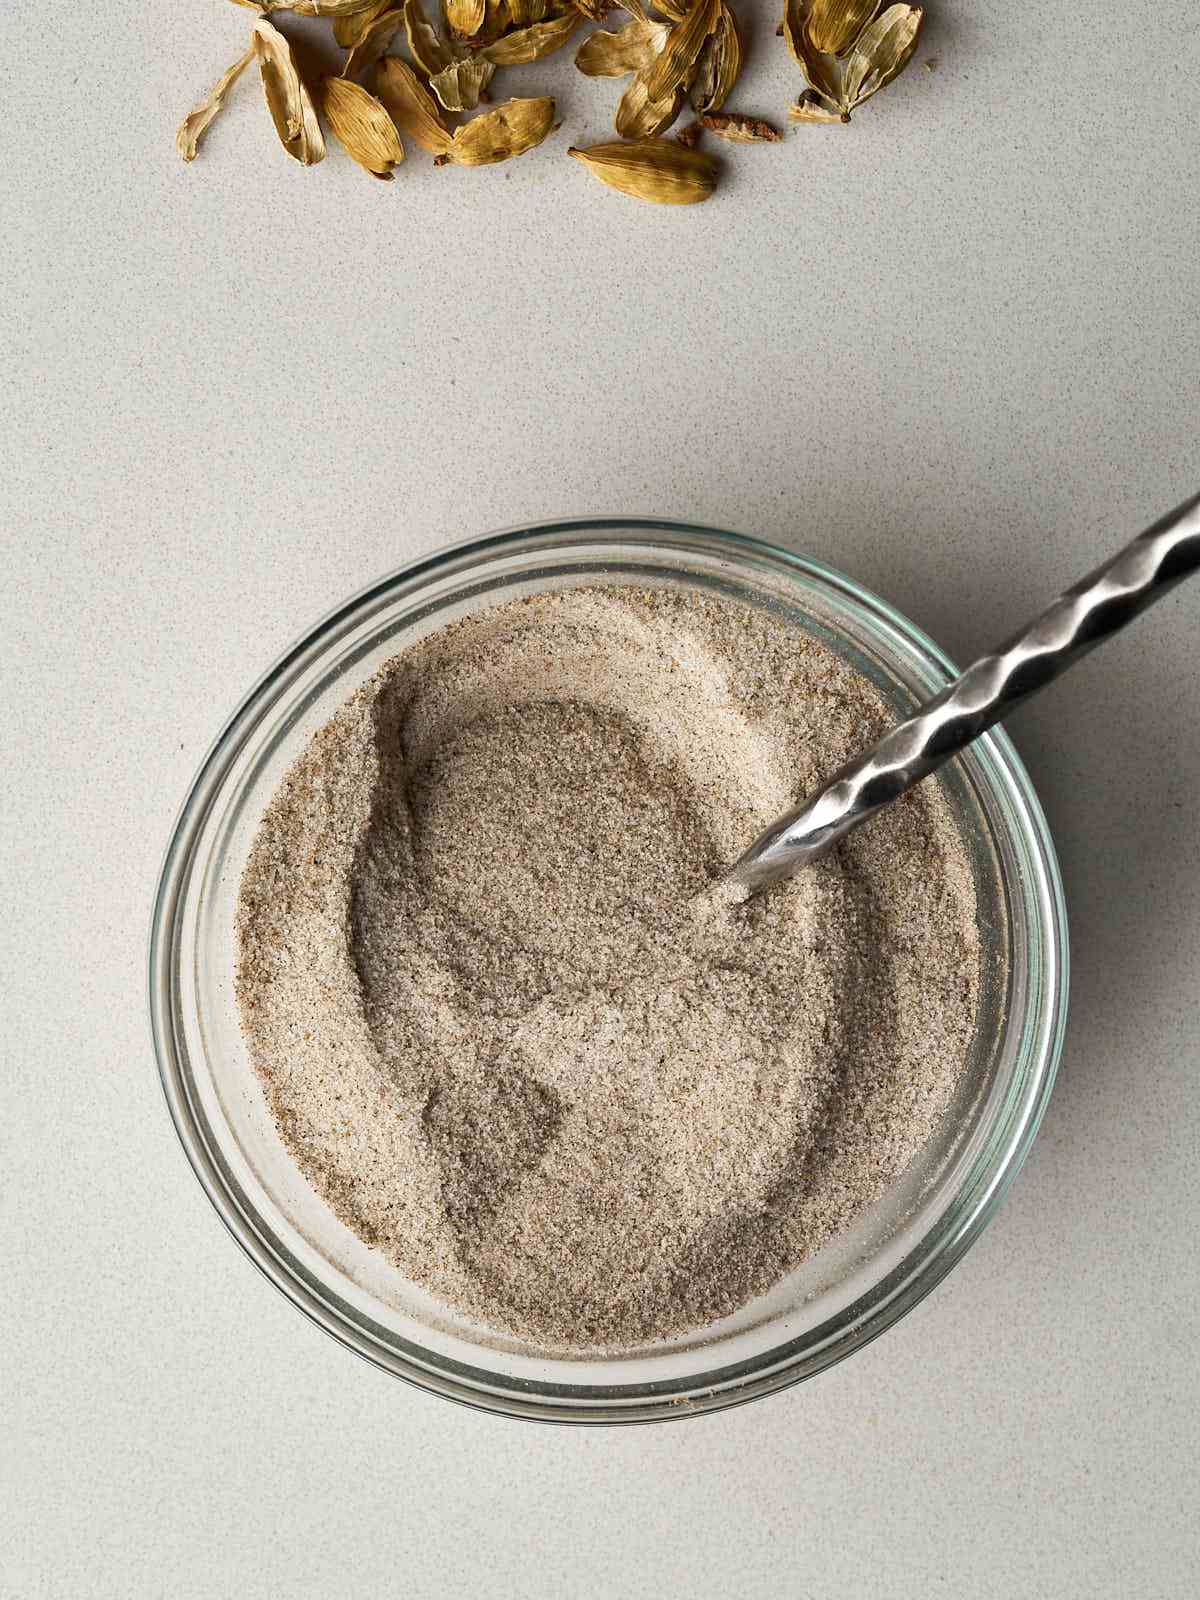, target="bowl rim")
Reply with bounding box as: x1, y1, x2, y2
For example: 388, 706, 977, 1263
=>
148, 517, 1069, 1424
